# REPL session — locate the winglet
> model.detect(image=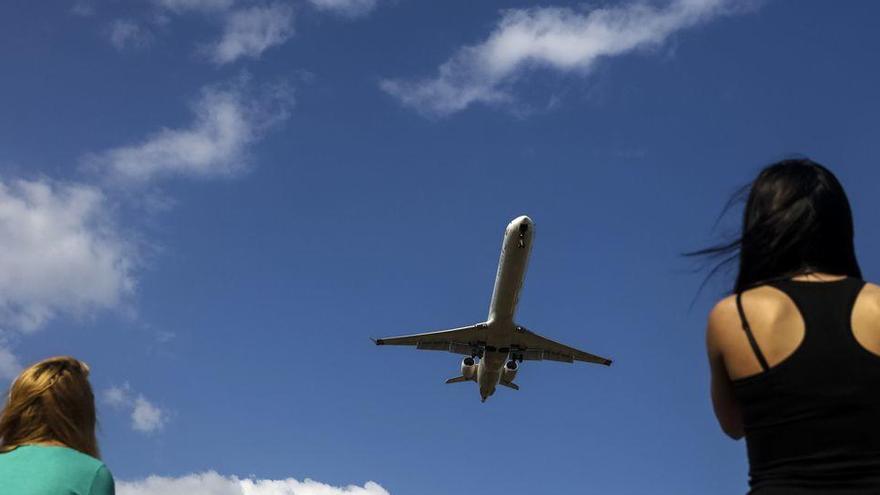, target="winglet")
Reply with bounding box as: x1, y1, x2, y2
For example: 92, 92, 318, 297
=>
603, 358, 613, 366
371, 338, 384, 346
